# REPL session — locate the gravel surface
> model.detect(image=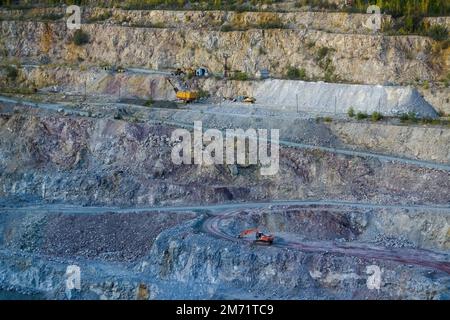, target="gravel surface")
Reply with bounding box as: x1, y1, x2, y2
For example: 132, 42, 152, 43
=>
41, 211, 196, 262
